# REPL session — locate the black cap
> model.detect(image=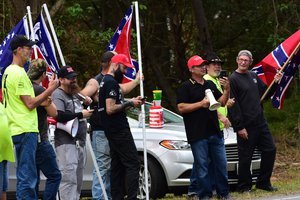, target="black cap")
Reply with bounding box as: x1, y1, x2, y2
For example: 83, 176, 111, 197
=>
10, 35, 36, 51
204, 52, 224, 64
57, 66, 77, 79
101, 51, 115, 63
